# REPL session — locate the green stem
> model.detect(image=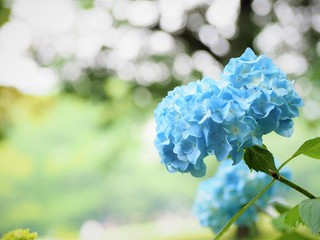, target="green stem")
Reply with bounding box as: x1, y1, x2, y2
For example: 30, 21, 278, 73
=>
276, 156, 316, 199
214, 154, 317, 239
214, 179, 276, 240
276, 175, 316, 199
214, 155, 315, 239
278, 156, 294, 171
